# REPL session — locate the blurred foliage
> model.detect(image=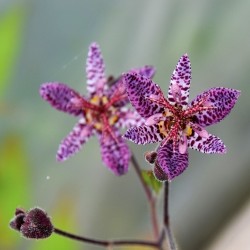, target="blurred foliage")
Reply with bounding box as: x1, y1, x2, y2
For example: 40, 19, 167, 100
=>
0, 135, 29, 249
0, 5, 26, 97
34, 196, 78, 250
